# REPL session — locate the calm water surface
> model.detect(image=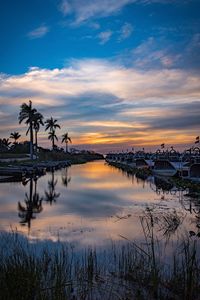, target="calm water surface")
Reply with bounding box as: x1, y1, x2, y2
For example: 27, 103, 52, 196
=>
0, 160, 199, 248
